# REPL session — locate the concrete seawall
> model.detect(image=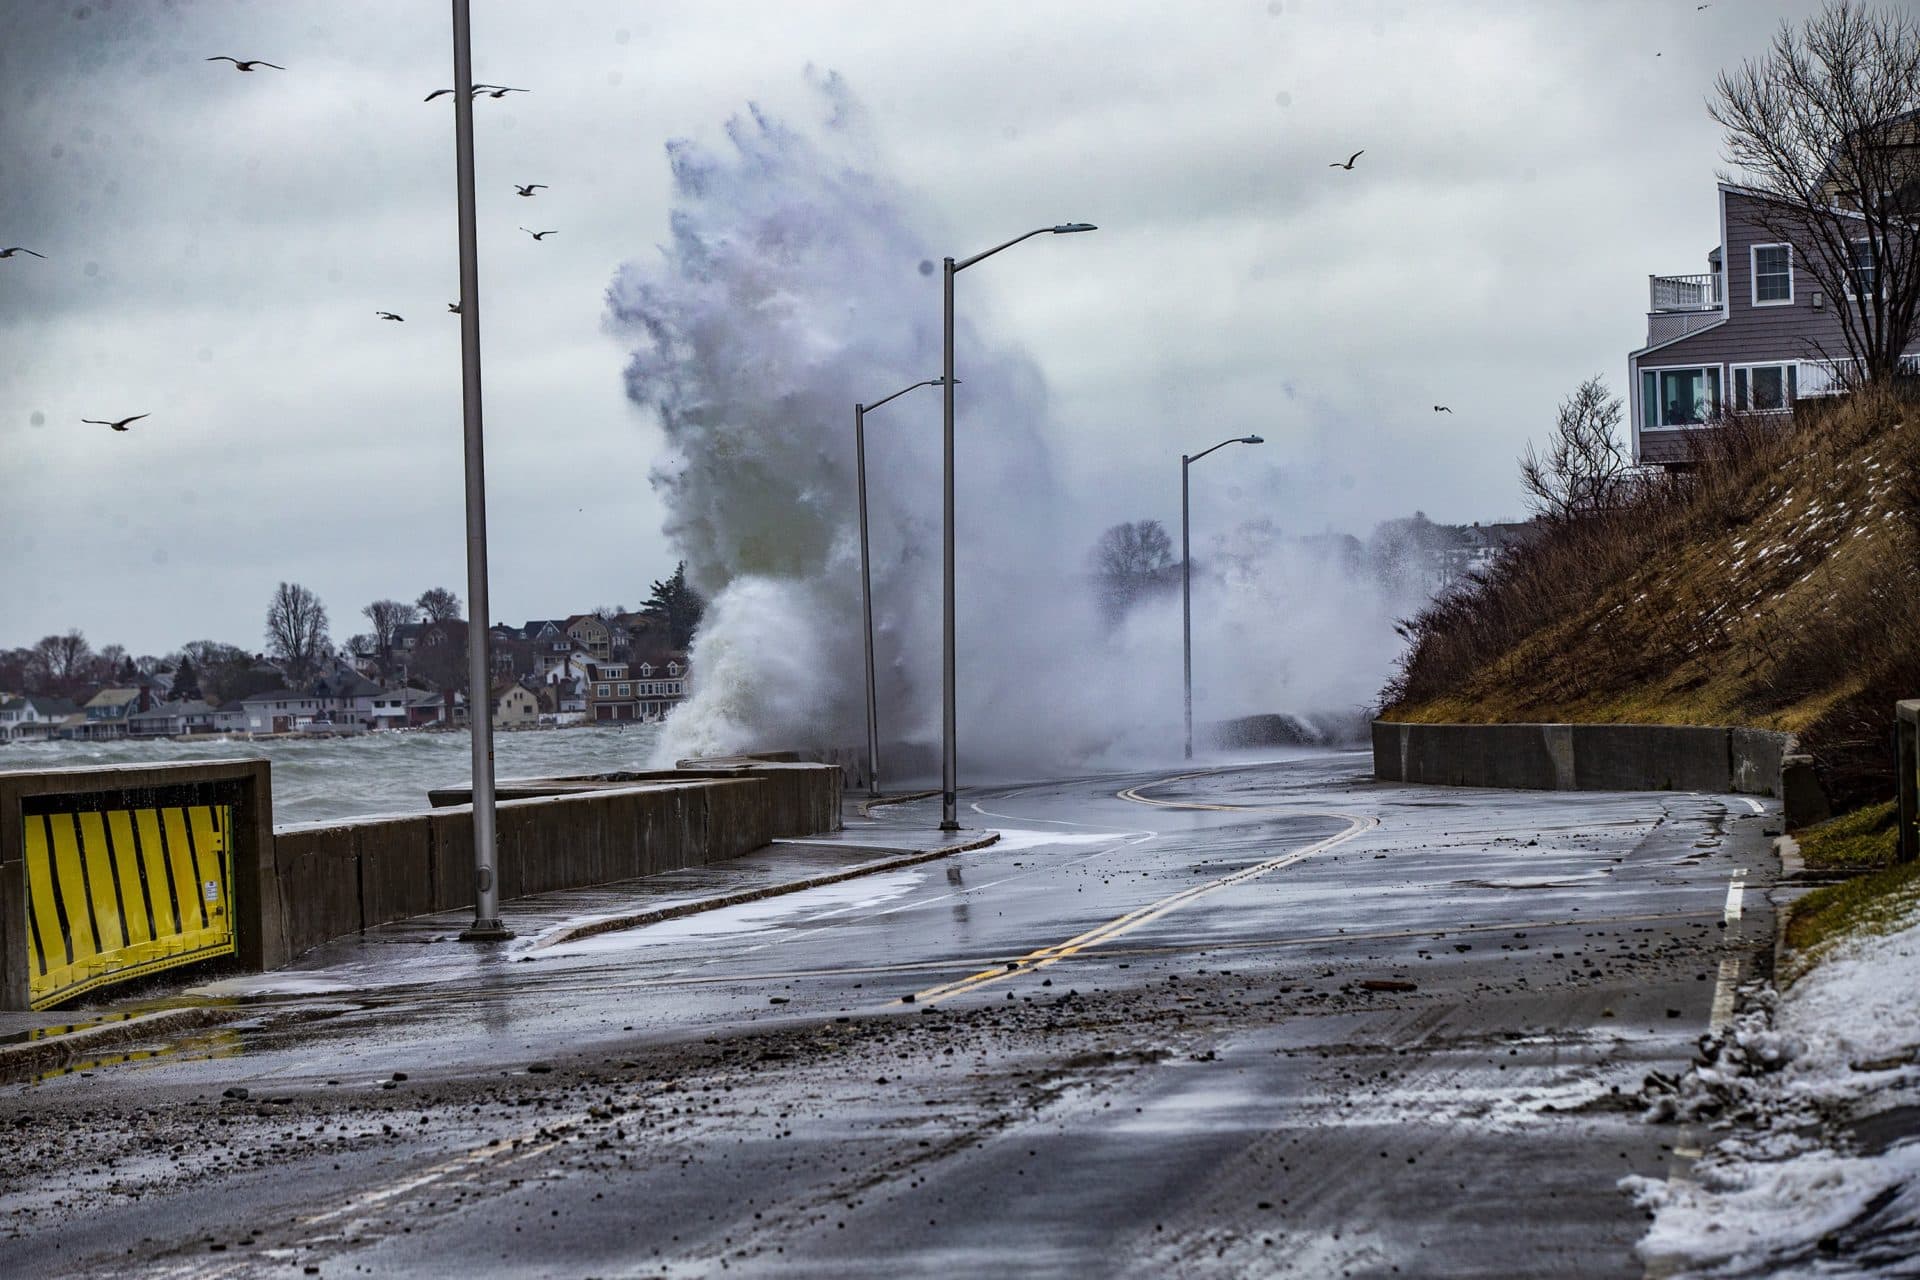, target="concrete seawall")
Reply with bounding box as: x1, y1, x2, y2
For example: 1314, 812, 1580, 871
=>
271, 777, 791, 960
1372, 720, 1828, 827
1, 757, 844, 1006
